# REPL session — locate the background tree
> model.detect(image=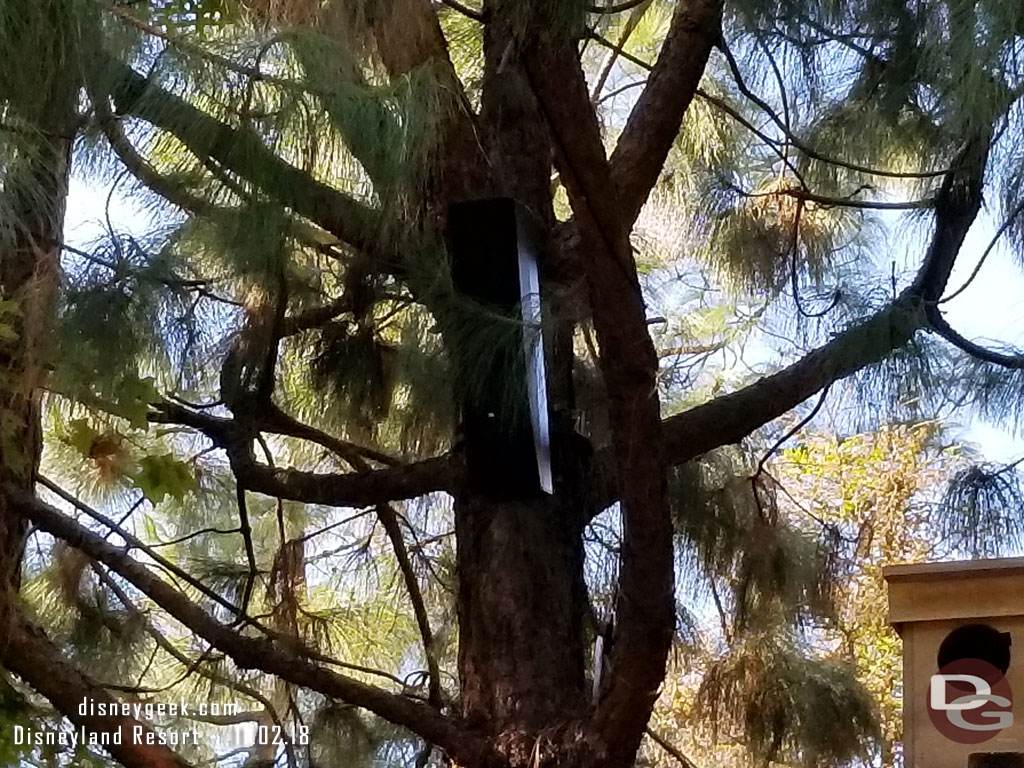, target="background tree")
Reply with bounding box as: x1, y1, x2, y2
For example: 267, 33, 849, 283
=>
644, 422, 1024, 768
1, 0, 1024, 767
